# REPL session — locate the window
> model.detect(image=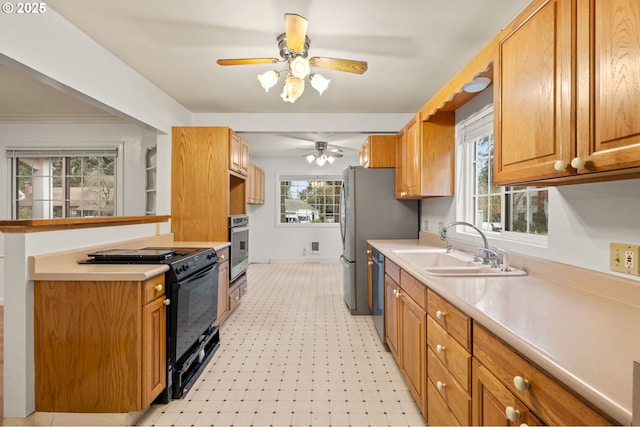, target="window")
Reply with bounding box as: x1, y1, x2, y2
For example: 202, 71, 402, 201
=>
8, 149, 118, 219
279, 176, 342, 224
457, 106, 548, 241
